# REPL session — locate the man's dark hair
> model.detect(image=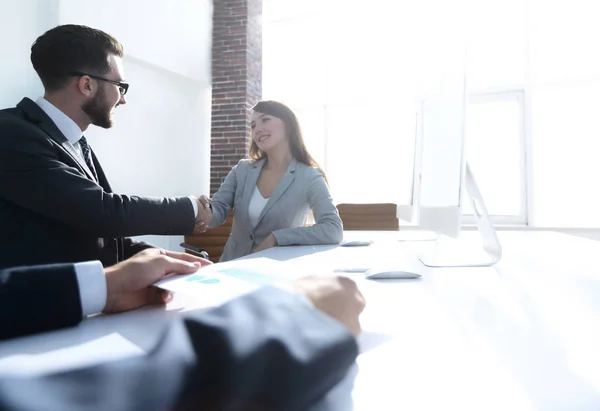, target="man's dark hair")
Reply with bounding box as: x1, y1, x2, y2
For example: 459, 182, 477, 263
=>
31, 24, 124, 91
